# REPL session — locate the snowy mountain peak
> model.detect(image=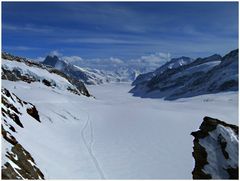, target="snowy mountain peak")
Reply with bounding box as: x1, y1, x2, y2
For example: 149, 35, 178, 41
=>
204, 54, 222, 60
170, 56, 193, 63
43, 55, 60, 67
160, 56, 193, 70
